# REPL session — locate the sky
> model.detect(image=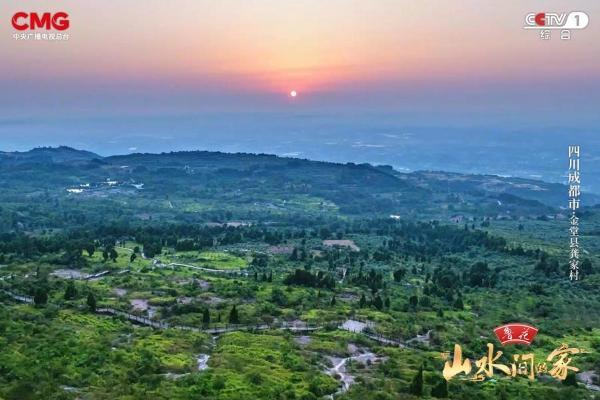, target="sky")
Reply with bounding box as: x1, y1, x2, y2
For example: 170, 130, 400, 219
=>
0, 0, 599, 191
1, 0, 599, 117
